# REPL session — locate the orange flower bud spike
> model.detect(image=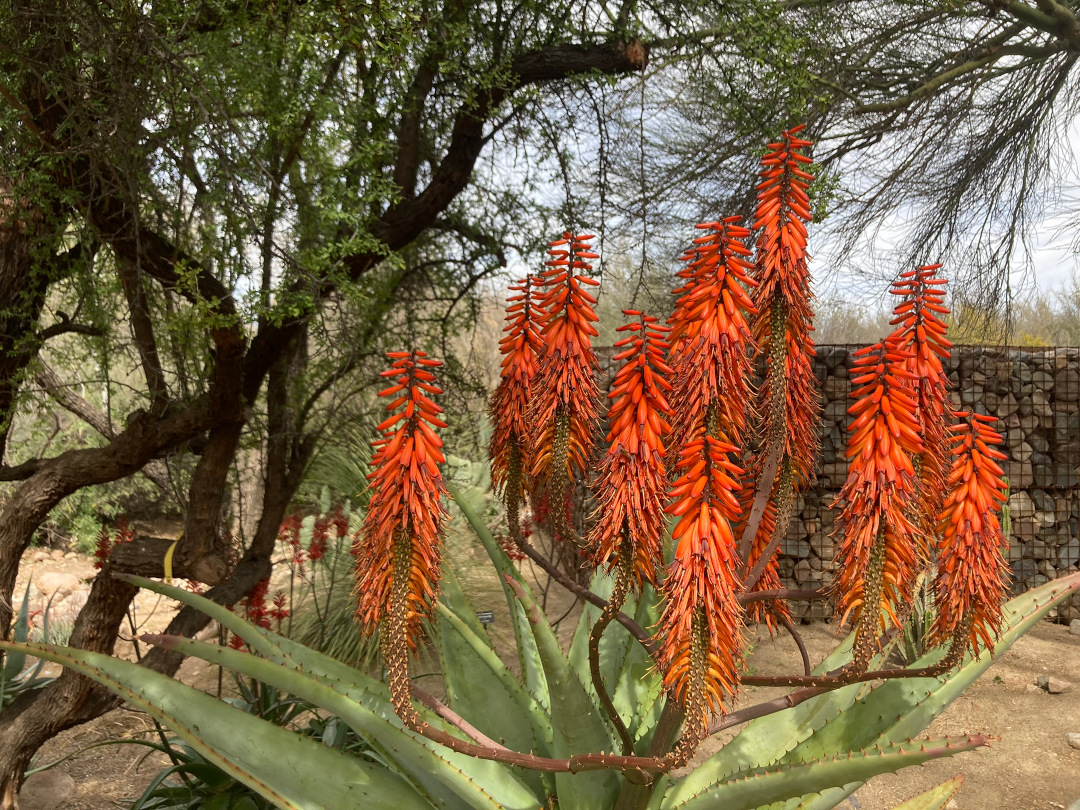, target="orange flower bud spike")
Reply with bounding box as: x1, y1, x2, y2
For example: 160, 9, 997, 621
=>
529, 233, 601, 546
658, 415, 746, 758
887, 265, 954, 538
931, 412, 1010, 664
354, 351, 448, 727
831, 338, 927, 671
588, 310, 673, 755
743, 126, 820, 625
488, 275, 544, 539
667, 216, 758, 451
